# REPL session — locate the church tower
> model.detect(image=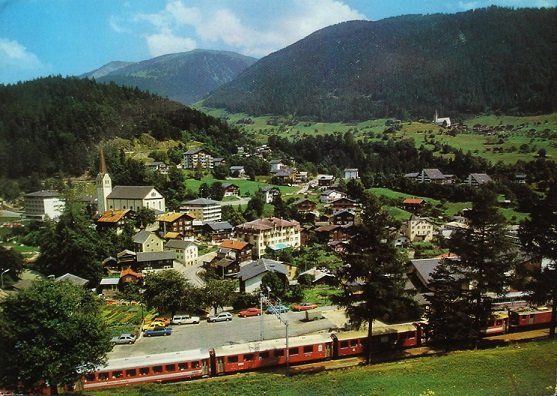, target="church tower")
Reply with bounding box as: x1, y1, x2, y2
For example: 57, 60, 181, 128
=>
96, 147, 112, 214
433, 109, 438, 123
